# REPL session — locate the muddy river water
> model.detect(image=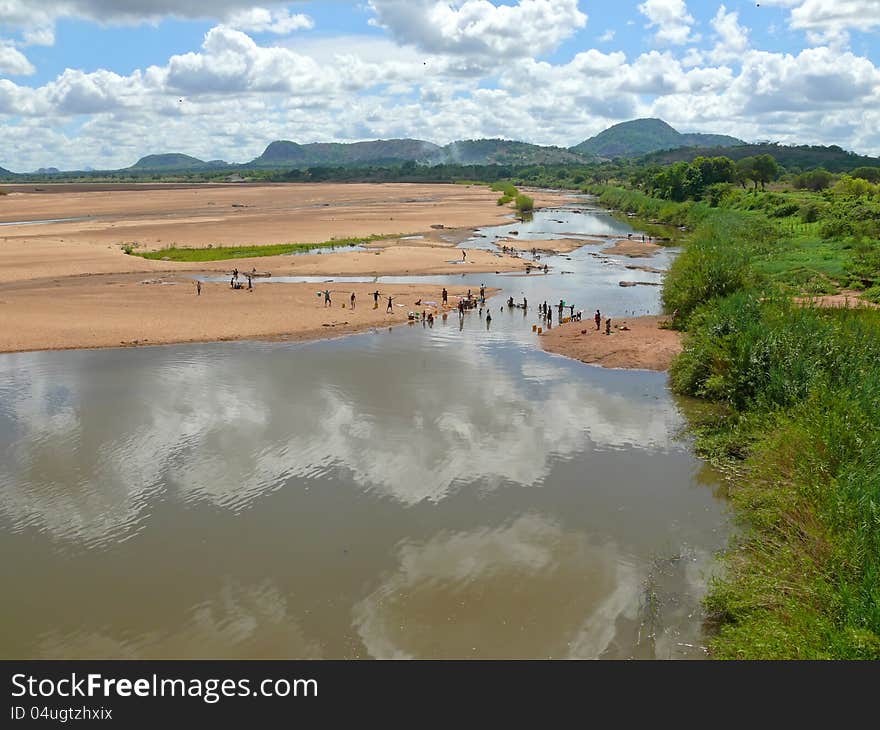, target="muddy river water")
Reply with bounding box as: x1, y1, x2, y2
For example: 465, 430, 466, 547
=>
0, 199, 728, 659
